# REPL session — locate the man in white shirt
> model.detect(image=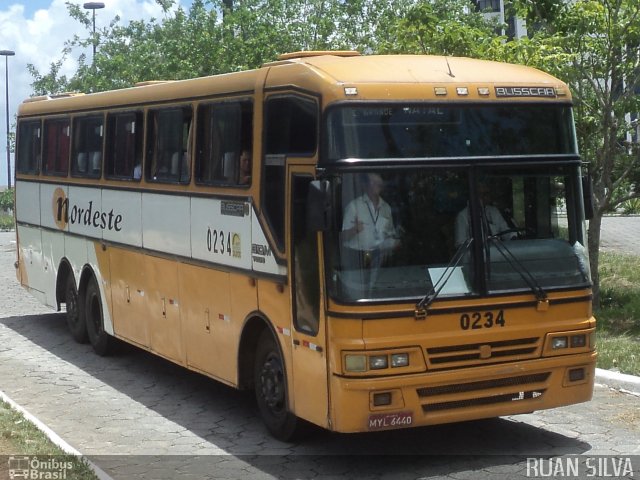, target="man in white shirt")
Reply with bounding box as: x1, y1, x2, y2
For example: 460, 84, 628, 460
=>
455, 183, 514, 247
342, 173, 399, 264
